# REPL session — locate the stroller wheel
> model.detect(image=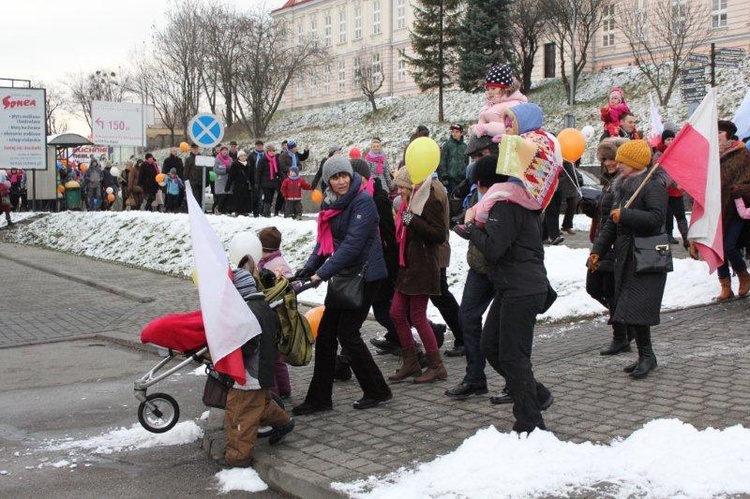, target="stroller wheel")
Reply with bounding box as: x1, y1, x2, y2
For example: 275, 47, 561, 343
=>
138, 393, 180, 433
258, 392, 286, 438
